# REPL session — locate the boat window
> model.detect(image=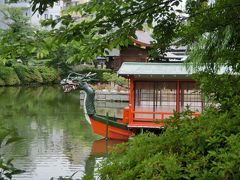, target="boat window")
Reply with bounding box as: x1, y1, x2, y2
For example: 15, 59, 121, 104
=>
134, 81, 203, 121
180, 82, 203, 113
134, 81, 177, 120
